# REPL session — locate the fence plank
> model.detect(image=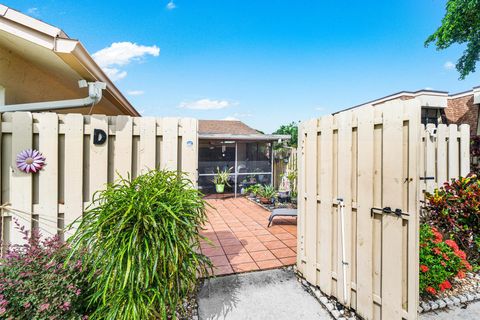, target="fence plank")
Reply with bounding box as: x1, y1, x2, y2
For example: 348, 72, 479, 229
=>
318, 115, 333, 296
297, 123, 307, 268
355, 108, 374, 319
336, 111, 352, 306
161, 118, 179, 170
10, 112, 33, 244
448, 124, 459, 180
425, 124, 436, 193
114, 116, 133, 179
459, 124, 470, 176
381, 103, 404, 319
89, 115, 109, 200
64, 114, 84, 239
405, 100, 421, 320
436, 124, 448, 186
180, 118, 198, 185
139, 117, 156, 173
304, 119, 318, 284
37, 113, 59, 237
